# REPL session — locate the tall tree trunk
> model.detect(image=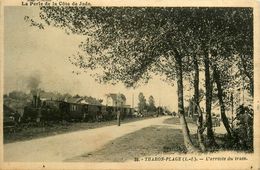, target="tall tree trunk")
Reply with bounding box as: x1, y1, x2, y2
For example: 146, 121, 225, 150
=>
193, 54, 206, 151
213, 66, 233, 138
174, 50, 198, 152
204, 51, 217, 147
249, 77, 254, 97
